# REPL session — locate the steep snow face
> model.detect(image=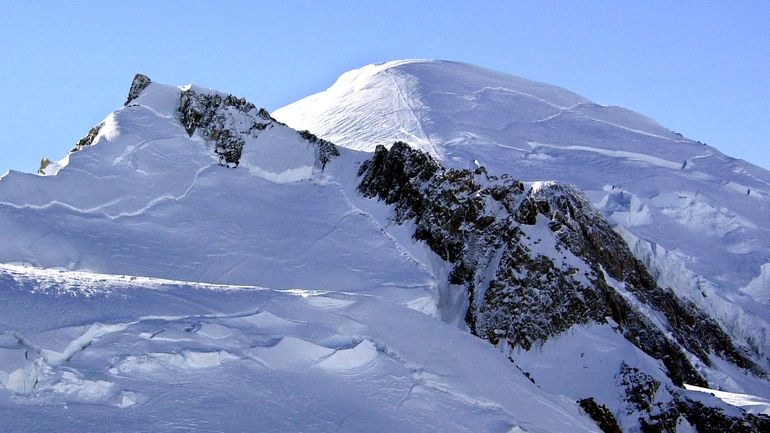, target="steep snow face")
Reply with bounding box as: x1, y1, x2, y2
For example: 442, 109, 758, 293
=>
0, 265, 596, 433
0, 79, 437, 311
275, 59, 770, 361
